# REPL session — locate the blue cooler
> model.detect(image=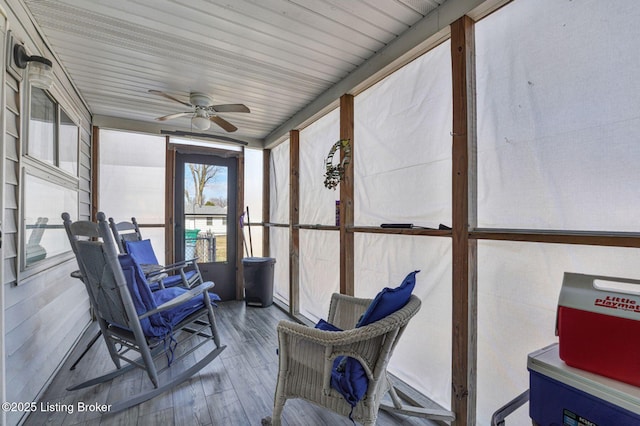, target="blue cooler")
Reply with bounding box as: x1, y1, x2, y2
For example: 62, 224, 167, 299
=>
528, 344, 640, 426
